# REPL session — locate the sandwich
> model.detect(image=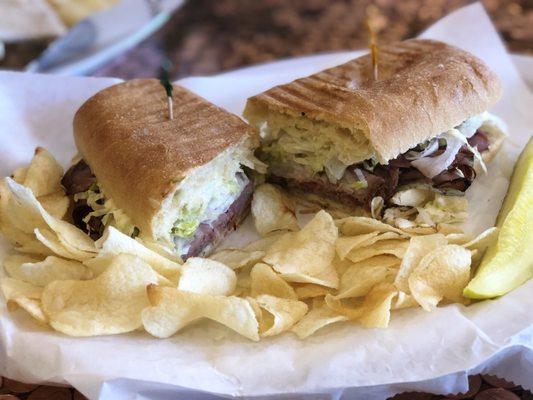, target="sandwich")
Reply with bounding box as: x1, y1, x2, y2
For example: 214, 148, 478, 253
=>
62, 79, 263, 260
243, 39, 506, 210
